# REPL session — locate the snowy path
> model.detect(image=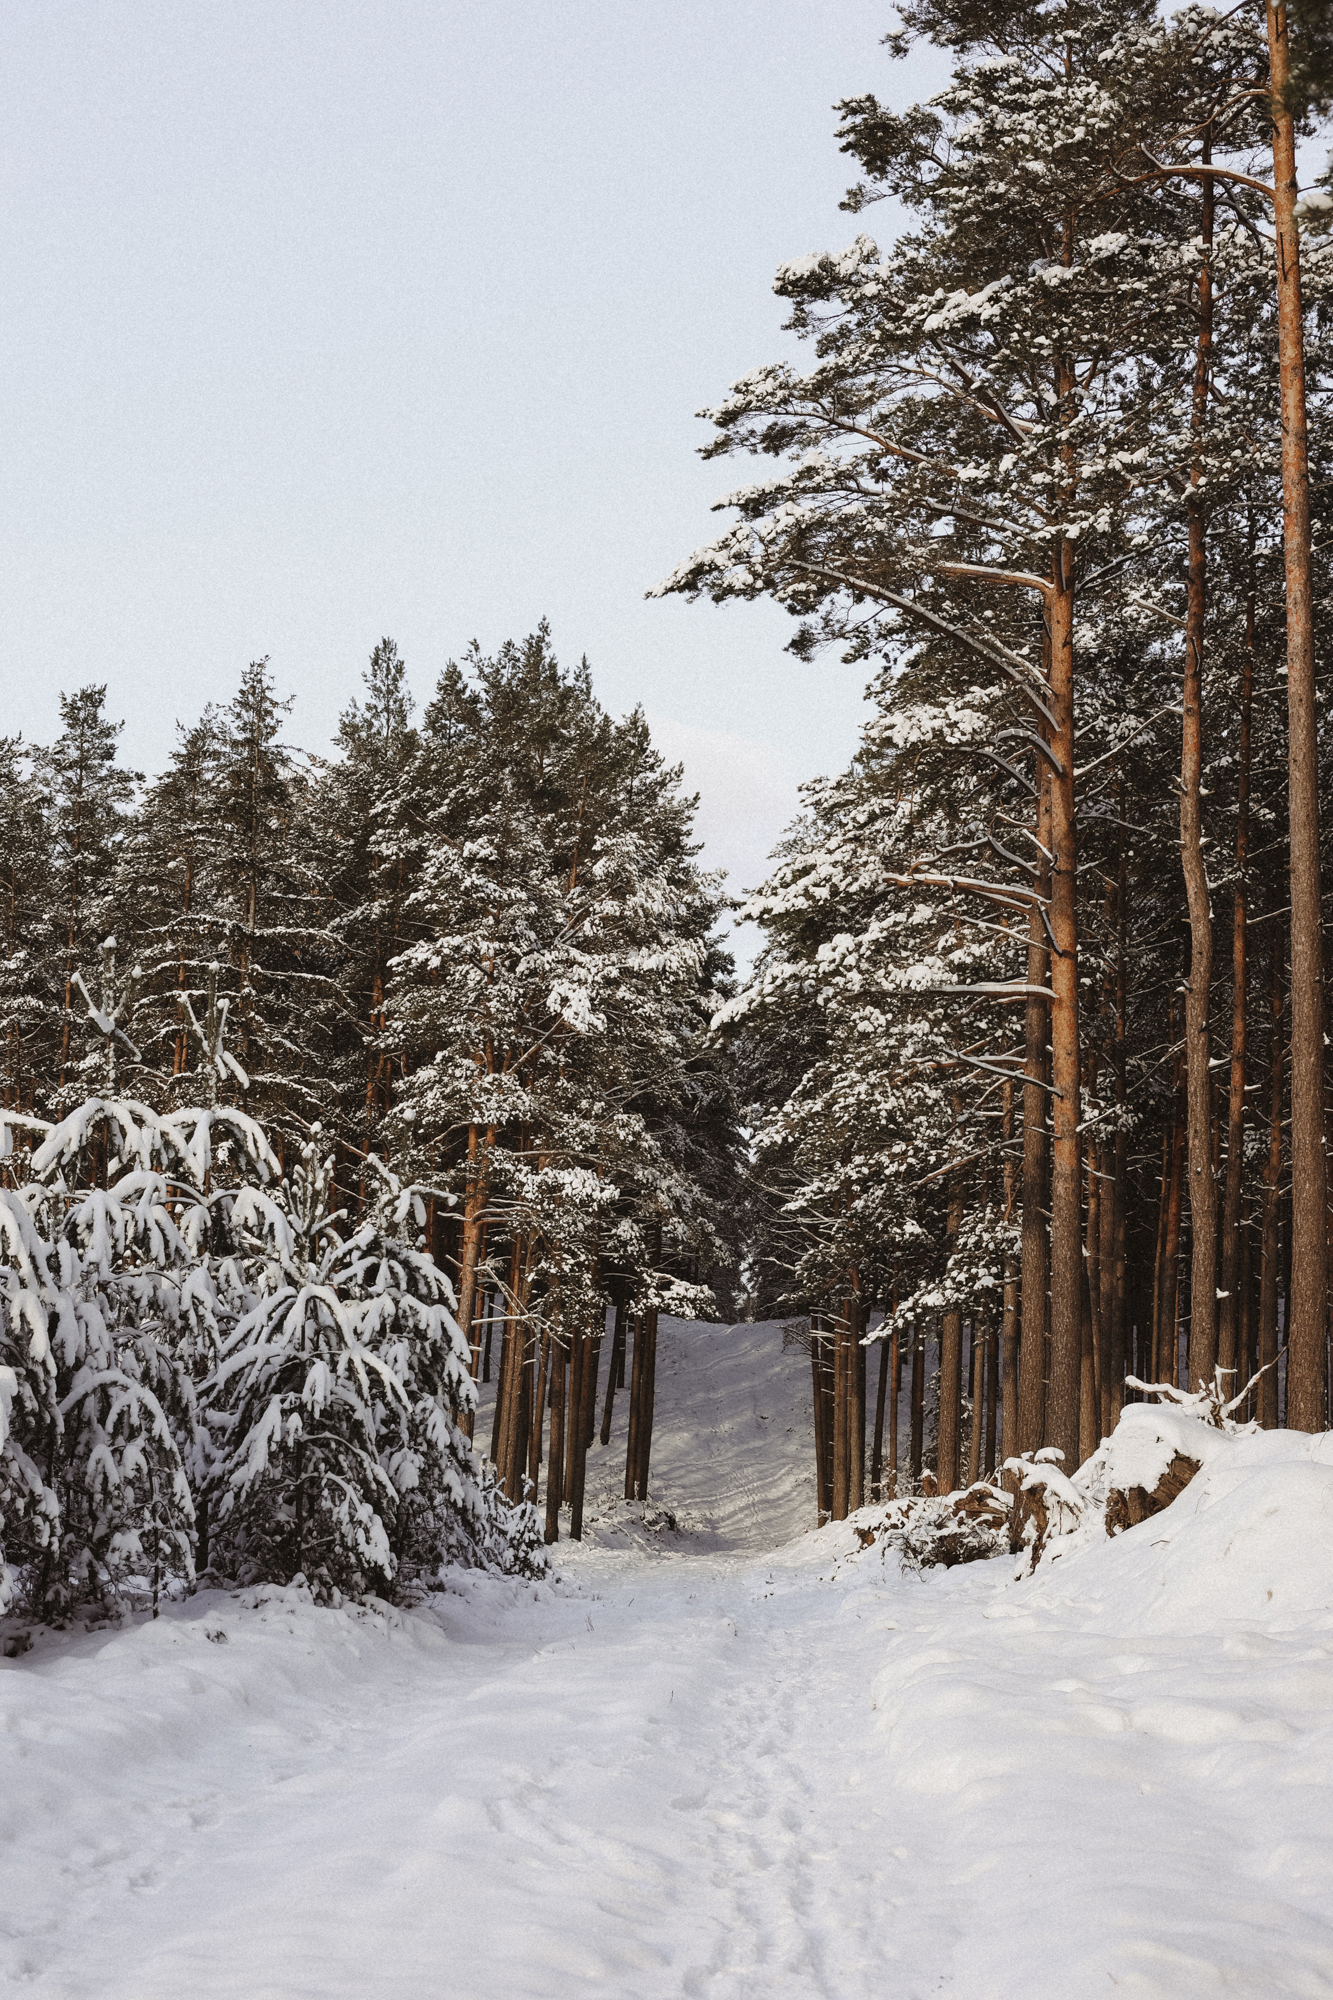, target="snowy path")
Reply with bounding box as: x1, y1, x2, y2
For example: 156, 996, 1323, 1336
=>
5, 1321, 1333, 1998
